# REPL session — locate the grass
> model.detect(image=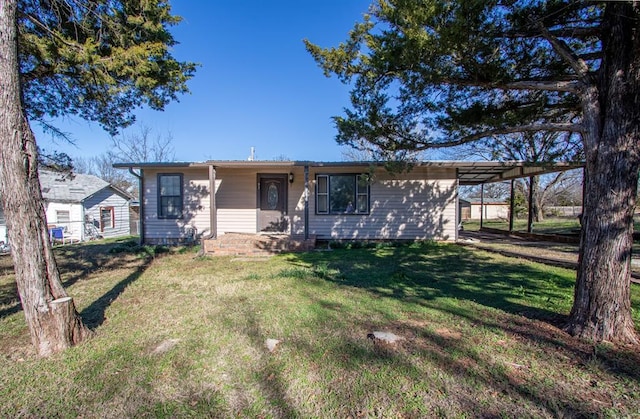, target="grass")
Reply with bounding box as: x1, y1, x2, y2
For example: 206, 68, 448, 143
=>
463, 215, 640, 236
1, 238, 640, 417
462, 217, 582, 235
